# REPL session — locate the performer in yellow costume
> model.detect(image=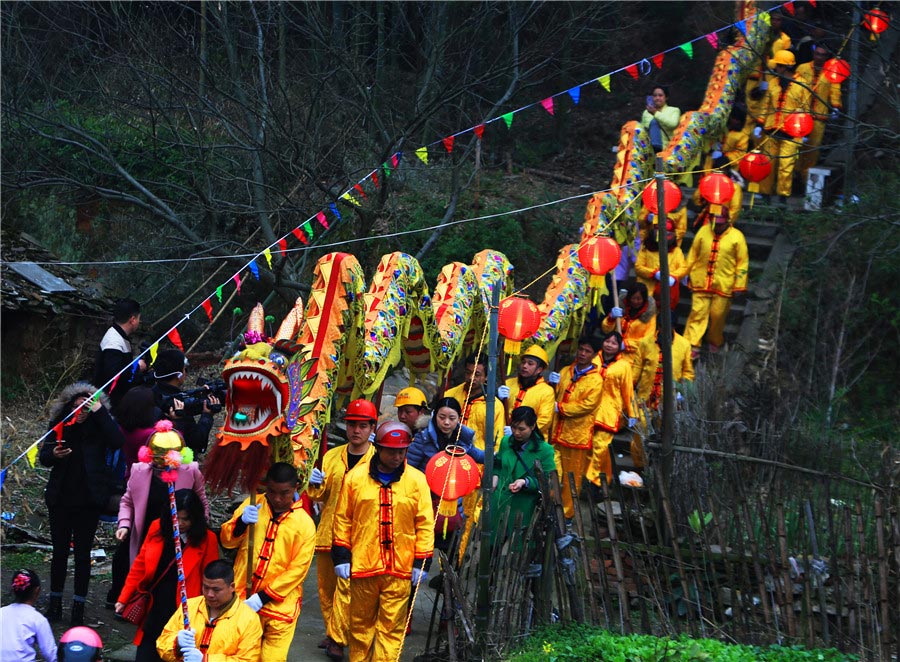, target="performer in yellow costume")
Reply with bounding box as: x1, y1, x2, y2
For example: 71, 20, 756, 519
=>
499, 345, 556, 439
